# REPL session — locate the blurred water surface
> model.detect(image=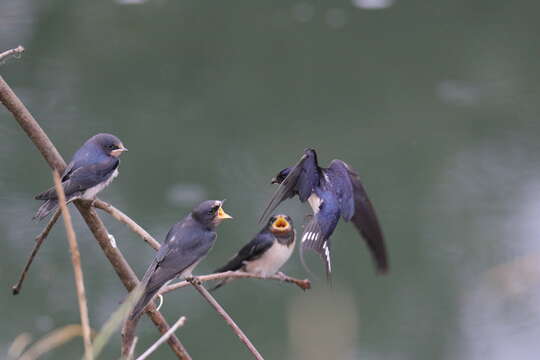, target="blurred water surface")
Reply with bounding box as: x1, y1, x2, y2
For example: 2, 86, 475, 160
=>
2, 1, 540, 359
